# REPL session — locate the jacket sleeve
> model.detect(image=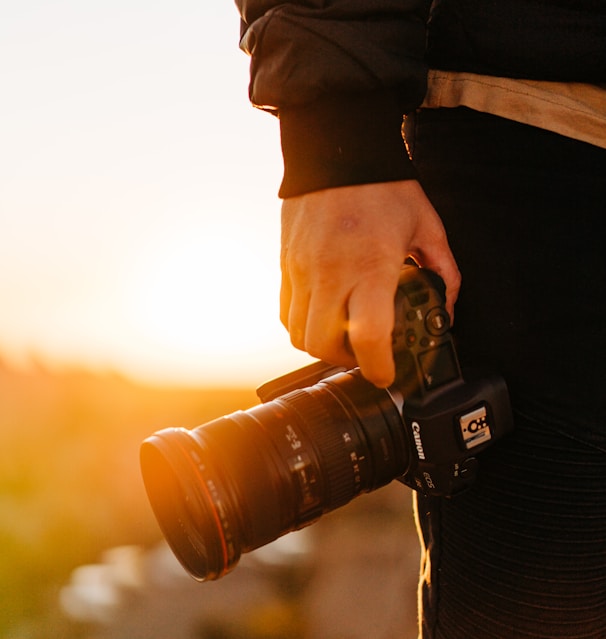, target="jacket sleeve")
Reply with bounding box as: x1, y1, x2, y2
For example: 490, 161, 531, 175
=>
235, 0, 431, 197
